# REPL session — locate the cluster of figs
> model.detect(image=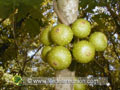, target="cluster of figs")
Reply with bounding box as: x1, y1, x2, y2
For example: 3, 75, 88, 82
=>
40, 19, 108, 70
